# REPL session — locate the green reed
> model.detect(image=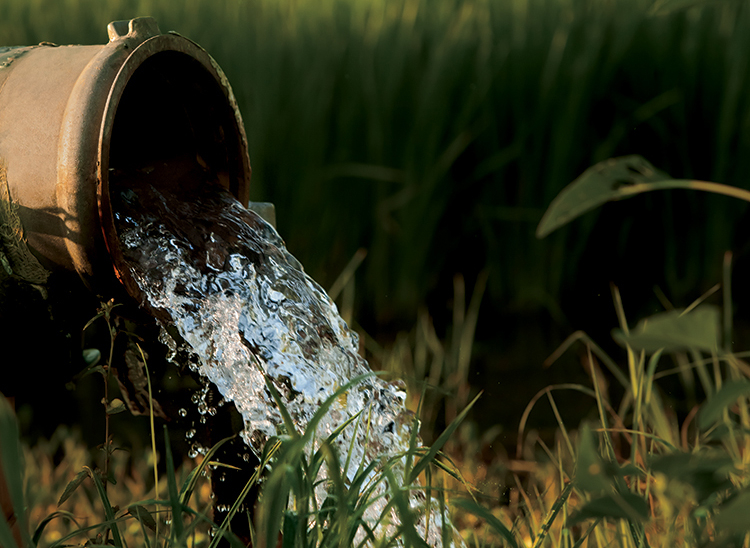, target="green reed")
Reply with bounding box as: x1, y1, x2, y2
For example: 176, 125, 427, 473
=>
4, 0, 750, 325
